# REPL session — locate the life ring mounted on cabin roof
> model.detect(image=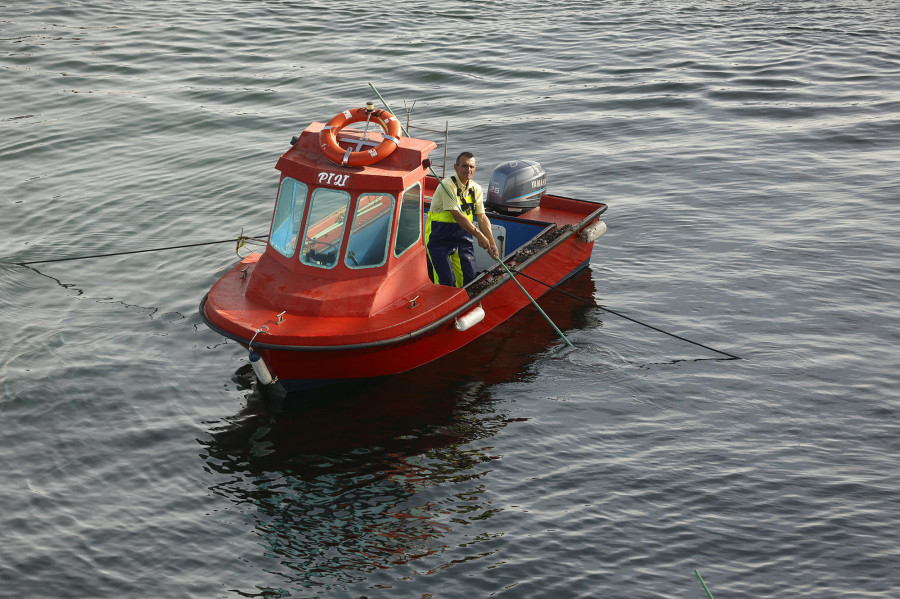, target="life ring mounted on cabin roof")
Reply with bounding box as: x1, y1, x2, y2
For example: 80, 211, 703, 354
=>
319, 105, 402, 167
